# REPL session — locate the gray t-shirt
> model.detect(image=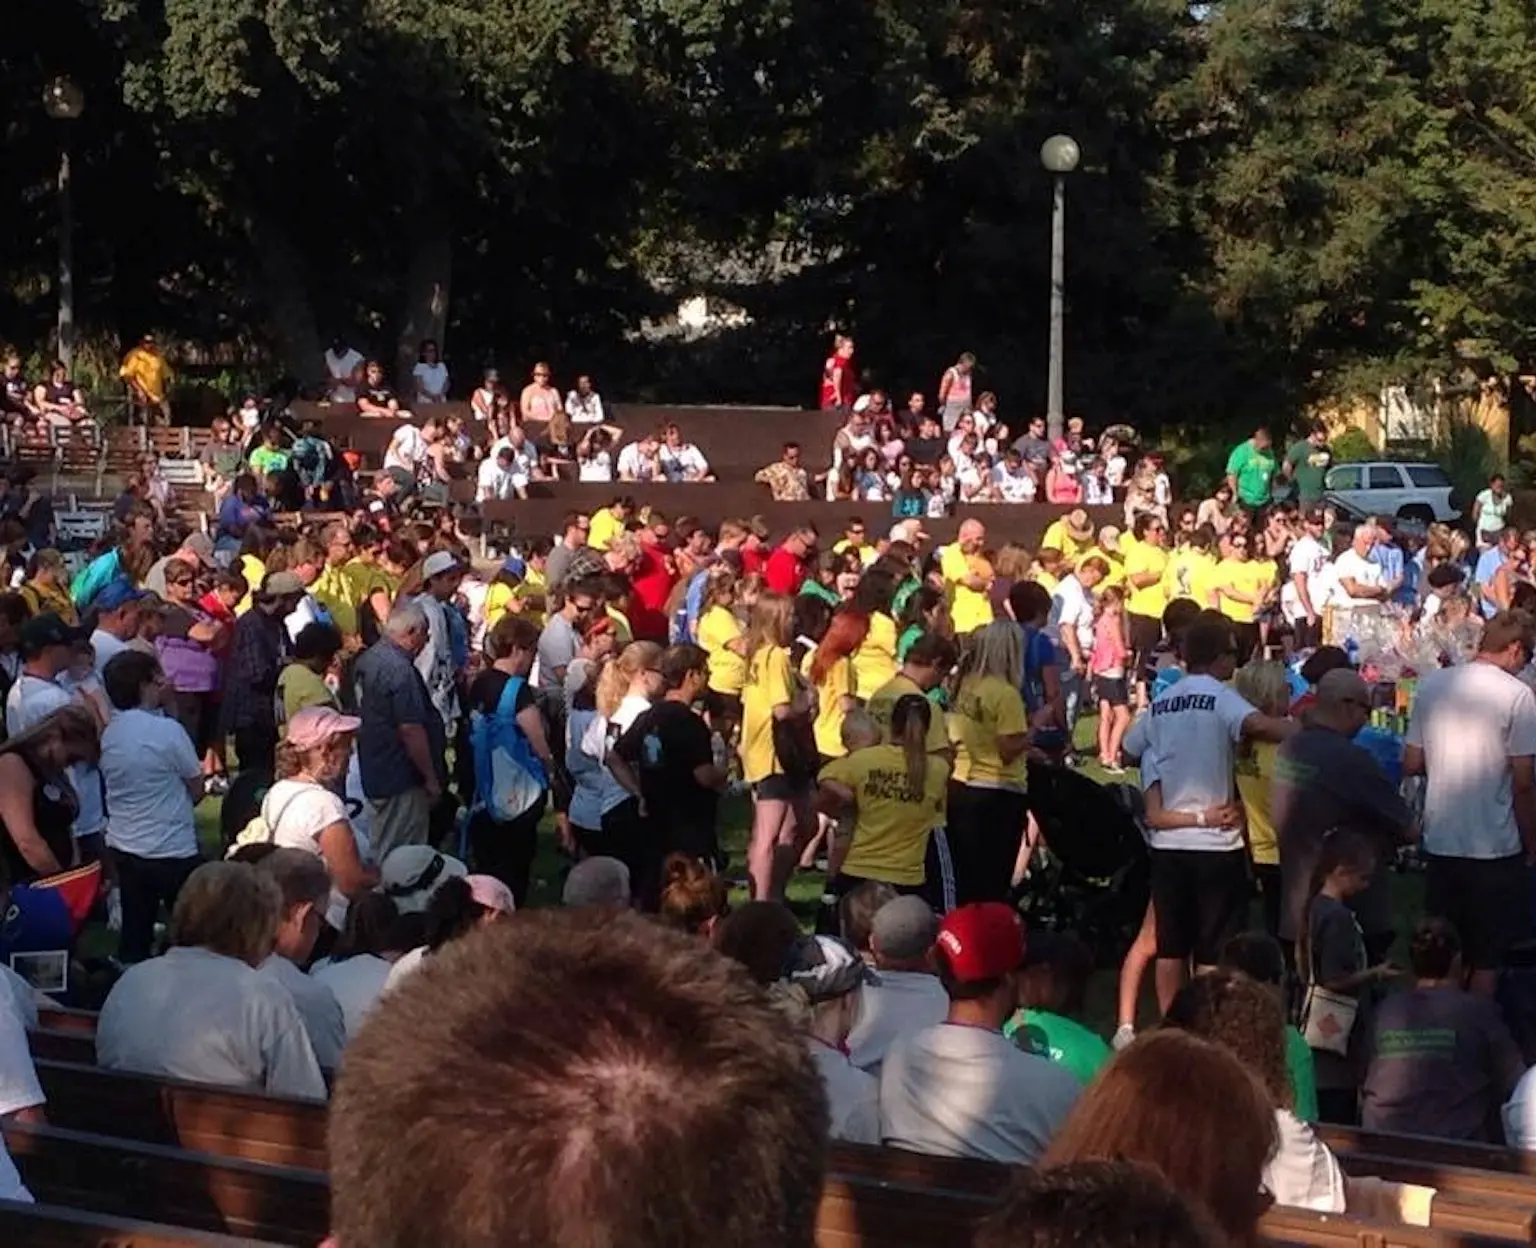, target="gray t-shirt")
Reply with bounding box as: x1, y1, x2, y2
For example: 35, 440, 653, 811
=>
1362, 986, 1526, 1142
536, 615, 580, 707
1306, 894, 1368, 1090
1273, 726, 1411, 940
545, 542, 575, 592
1013, 433, 1052, 468
353, 637, 445, 799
